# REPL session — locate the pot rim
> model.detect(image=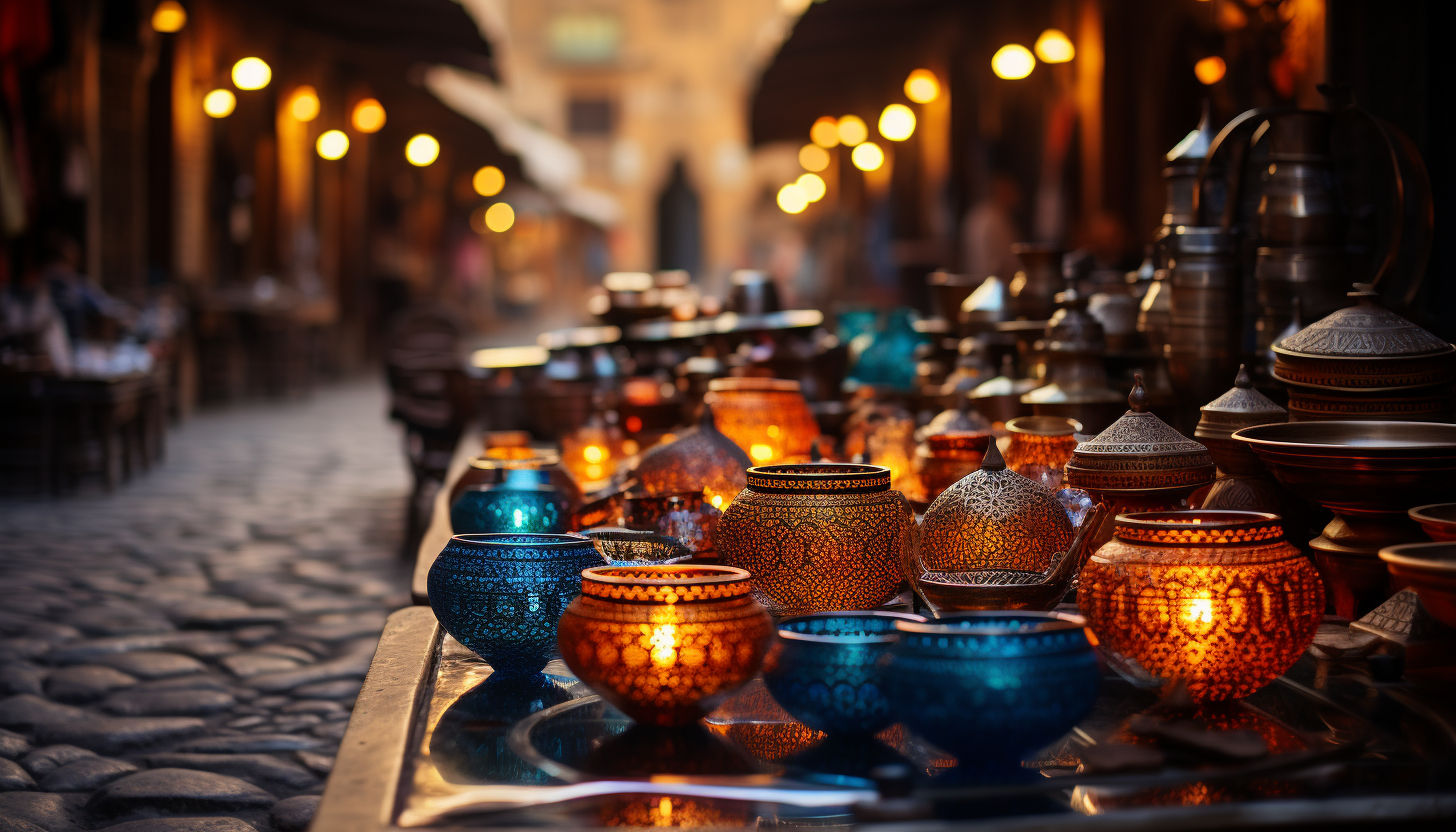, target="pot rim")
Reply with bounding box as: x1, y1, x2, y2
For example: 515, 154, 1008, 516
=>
1409, 503, 1456, 527
894, 610, 1087, 637
707, 377, 802, 393
447, 533, 592, 557
1112, 510, 1285, 546
579, 564, 754, 604
1006, 415, 1082, 436
745, 463, 892, 494
777, 611, 925, 645
1233, 421, 1456, 452
1379, 542, 1456, 573
471, 449, 561, 468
